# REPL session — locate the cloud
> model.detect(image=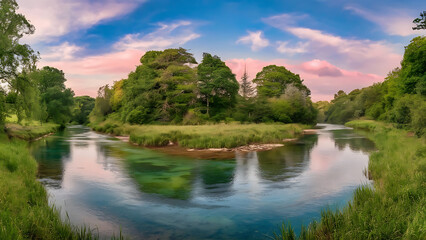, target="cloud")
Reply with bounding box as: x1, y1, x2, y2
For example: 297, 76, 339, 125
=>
236, 31, 270, 51
114, 21, 200, 50
225, 58, 383, 101
276, 41, 308, 54
345, 6, 418, 36
262, 13, 308, 28
41, 42, 83, 61
38, 20, 200, 97
263, 14, 402, 76
299, 59, 342, 77
17, 0, 146, 43
40, 48, 144, 96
